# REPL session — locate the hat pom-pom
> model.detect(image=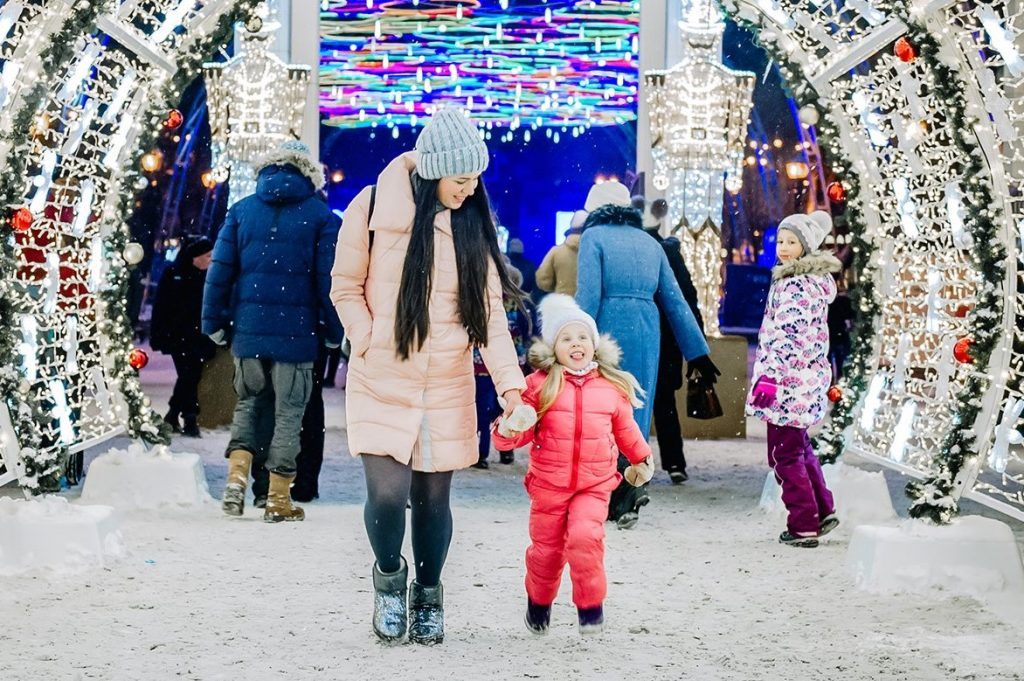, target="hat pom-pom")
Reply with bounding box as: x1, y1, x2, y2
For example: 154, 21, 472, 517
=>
537, 293, 580, 325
